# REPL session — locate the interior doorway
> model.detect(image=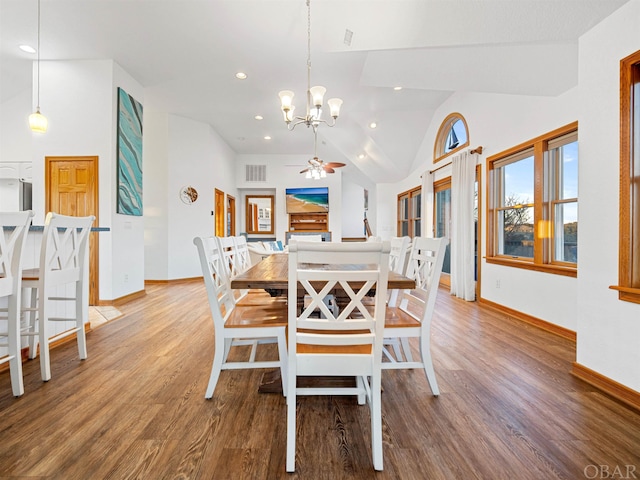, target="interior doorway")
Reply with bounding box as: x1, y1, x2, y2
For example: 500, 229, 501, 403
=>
45, 156, 99, 305
227, 195, 236, 236
214, 188, 225, 236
